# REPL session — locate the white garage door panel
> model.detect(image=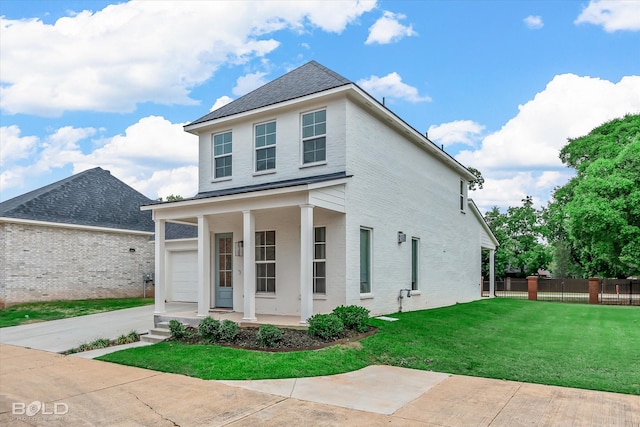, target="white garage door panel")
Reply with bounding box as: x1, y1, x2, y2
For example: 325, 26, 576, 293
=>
170, 251, 198, 302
